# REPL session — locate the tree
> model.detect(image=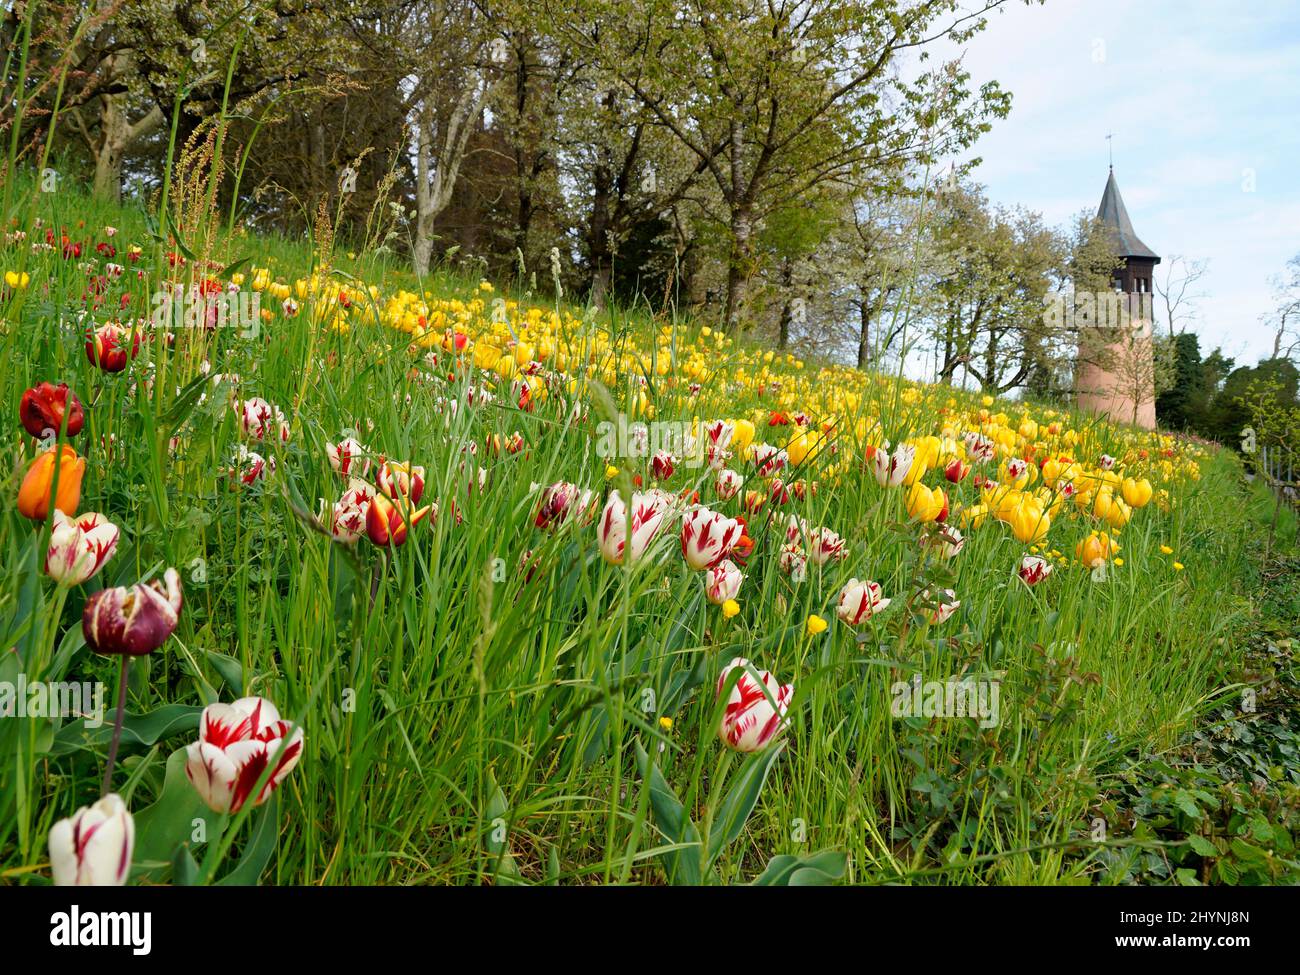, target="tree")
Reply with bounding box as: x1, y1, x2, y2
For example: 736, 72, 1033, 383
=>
559, 0, 1013, 331
1154, 253, 1208, 337
1265, 253, 1300, 361
924, 179, 1067, 393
